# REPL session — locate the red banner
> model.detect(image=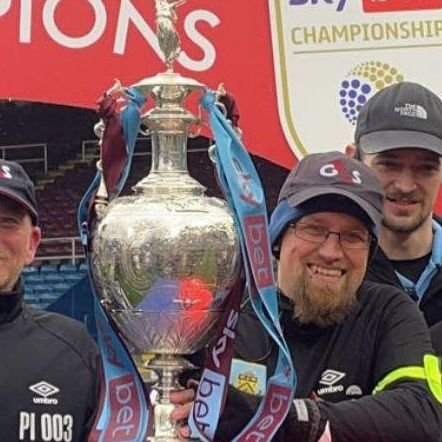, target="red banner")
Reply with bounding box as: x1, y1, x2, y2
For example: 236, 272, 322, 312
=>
363, 0, 442, 13
0, 0, 294, 169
